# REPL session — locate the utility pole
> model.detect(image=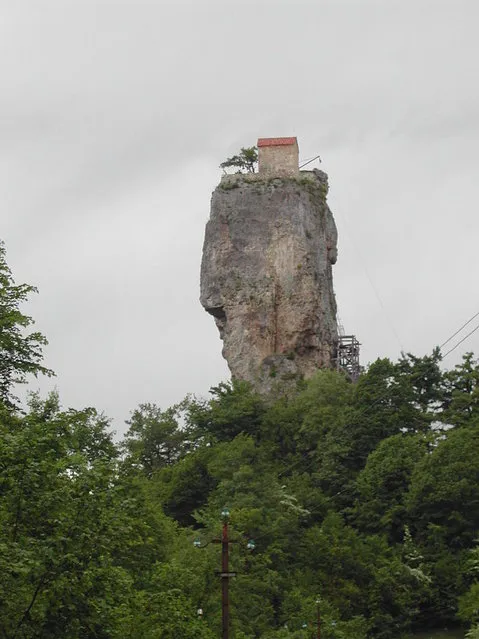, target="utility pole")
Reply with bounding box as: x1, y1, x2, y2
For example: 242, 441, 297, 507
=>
194, 508, 255, 639
221, 510, 230, 639
316, 598, 321, 639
